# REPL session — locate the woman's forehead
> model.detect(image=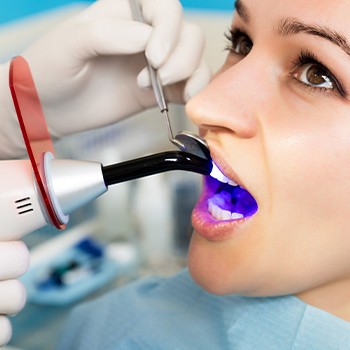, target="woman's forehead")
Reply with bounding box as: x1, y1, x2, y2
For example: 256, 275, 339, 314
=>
234, 0, 350, 37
